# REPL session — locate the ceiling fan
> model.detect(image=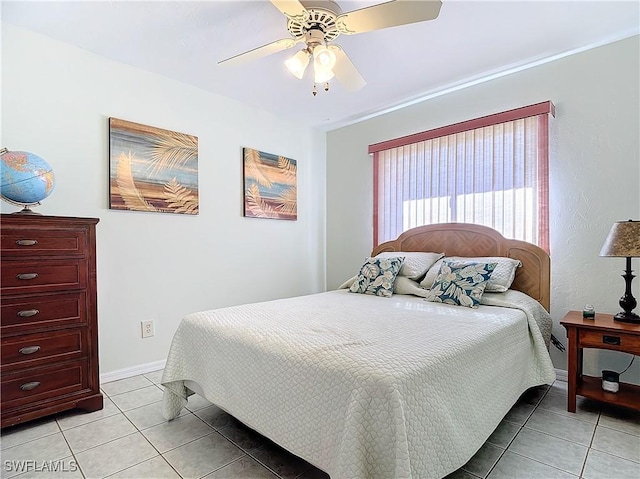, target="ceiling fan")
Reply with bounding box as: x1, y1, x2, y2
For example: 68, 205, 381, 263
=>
219, 0, 443, 95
